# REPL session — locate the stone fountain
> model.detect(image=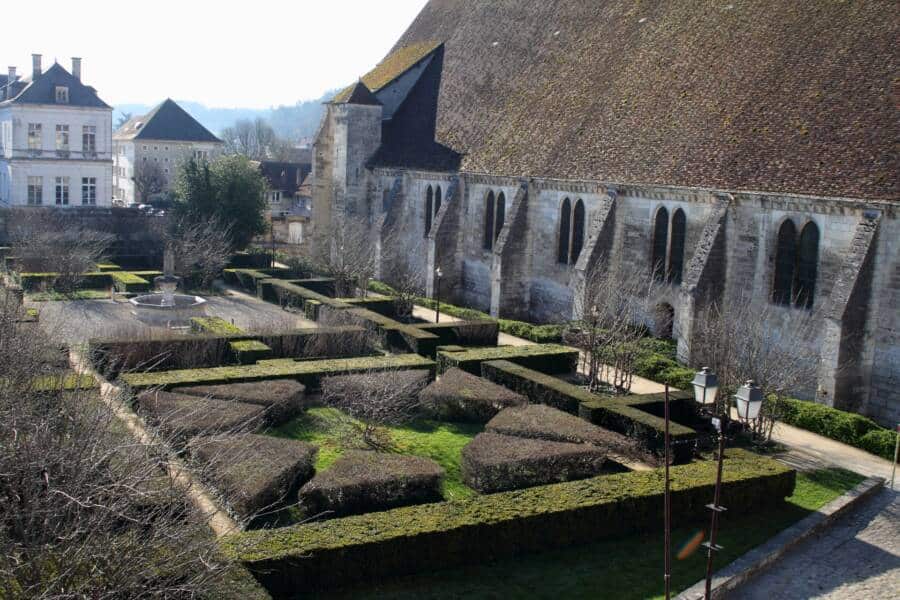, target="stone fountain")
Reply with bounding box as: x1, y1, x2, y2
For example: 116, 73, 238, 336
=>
129, 247, 207, 328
